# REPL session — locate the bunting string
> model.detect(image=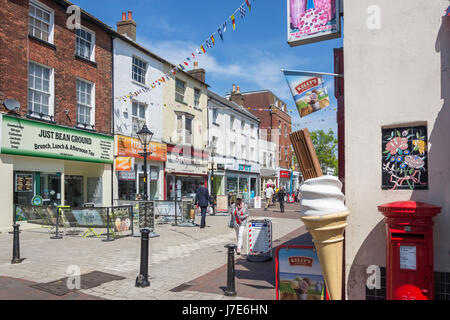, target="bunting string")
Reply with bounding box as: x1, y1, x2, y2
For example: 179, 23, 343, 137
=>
115, 0, 255, 102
